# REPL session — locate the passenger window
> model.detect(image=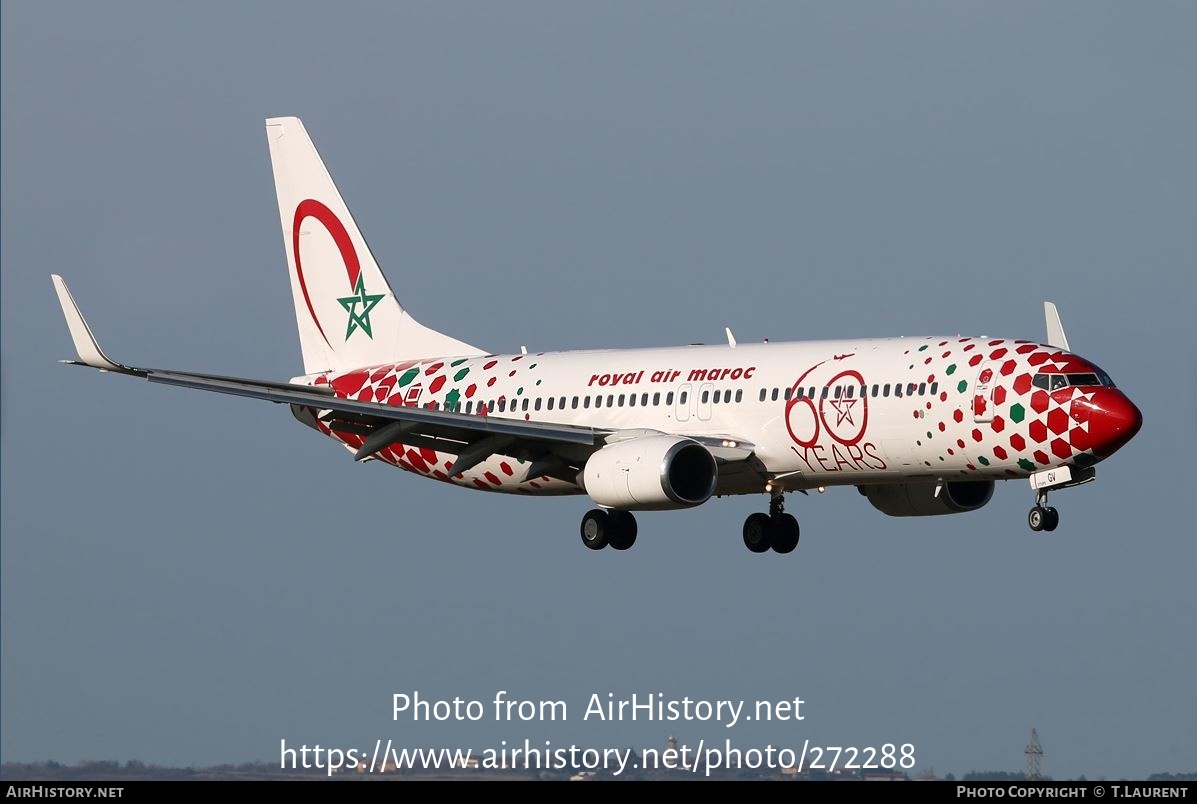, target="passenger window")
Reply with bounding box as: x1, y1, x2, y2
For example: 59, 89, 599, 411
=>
918, 382, 926, 395
907, 383, 917, 397
641, 393, 649, 406
771, 388, 779, 401
607, 395, 614, 407
667, 392, 675, 405
547, 397, 555, 410
821, 387, 829, 399
794, 388, 803, 400
653, 392, 660, 406
835, 386, 843, 399
466, 401, 474, 414
595, 395, 603, 408
679, 391, 687, 405
895, 384, 903, 398
930, 382, 938, 395
735, 389, 742, 403
845, 386, 854, 399
522, 398, 529, 411
534, 399, 542, 411
723, 389, 732, 403
701, 390, 709, 404
498, 399, 507, 412
883, 384, 890, 397
583, 396, 590, 409
617, 394, 625, 406
572, 396, 579, 409
760, 388, 767, 402
871, 384, 879, 397
784, 387, 792, 400
628, 393, 637, 407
